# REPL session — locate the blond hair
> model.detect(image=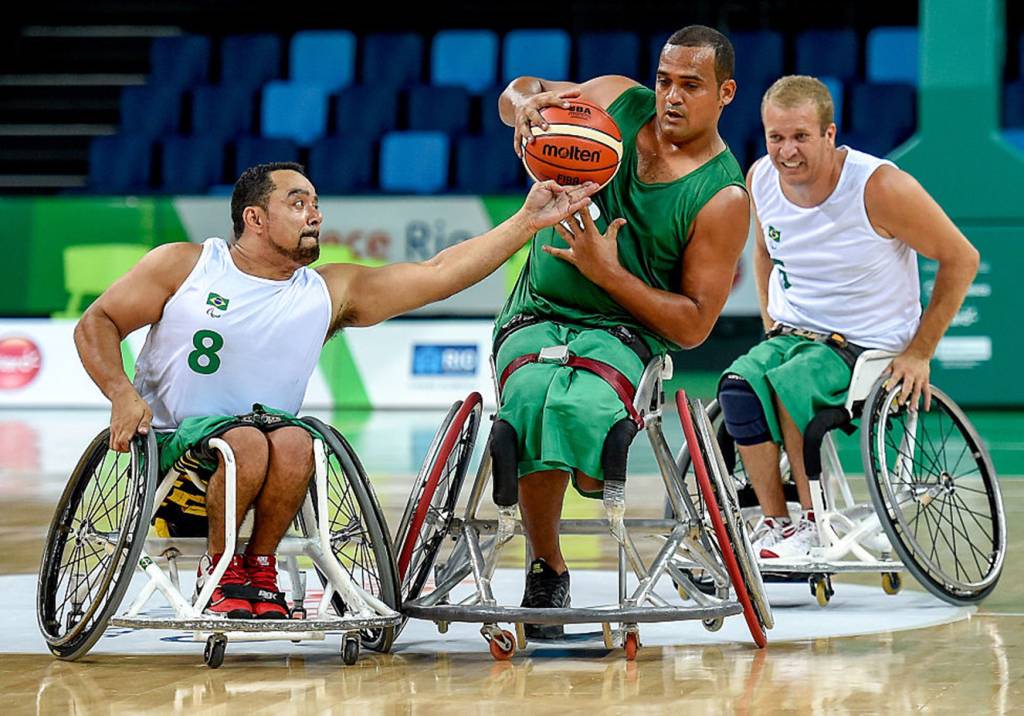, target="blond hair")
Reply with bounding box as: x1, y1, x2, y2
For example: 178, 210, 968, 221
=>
761, 75, 834, 133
